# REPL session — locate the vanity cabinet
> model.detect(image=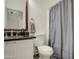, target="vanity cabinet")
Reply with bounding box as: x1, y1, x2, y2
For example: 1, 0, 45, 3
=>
4, 40, 33, 59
